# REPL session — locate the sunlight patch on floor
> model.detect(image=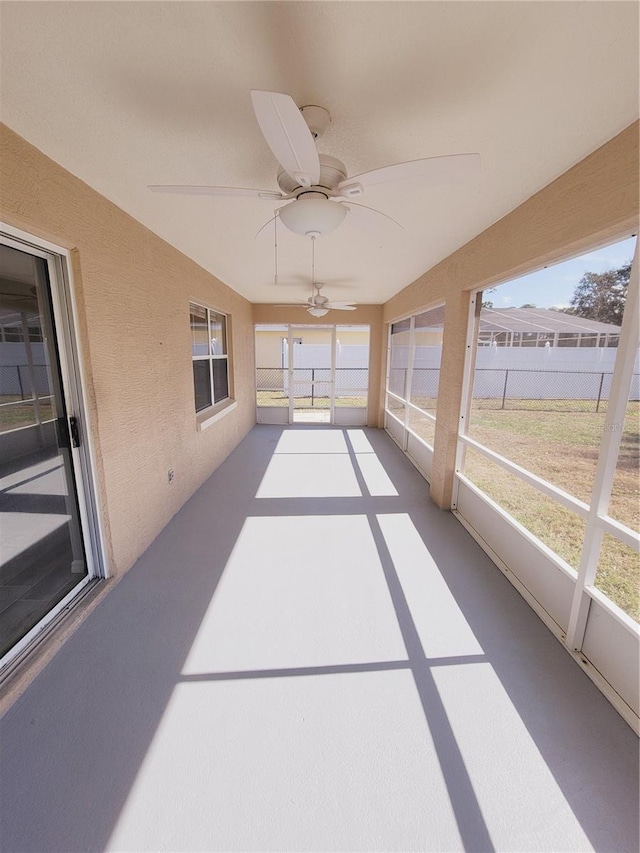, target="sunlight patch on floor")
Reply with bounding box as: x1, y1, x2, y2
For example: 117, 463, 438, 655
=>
377, 513, 485, 658
273, 429, 349, 454
345, 430, 398, 496
346, 429, 375, 453
256, 453, 361, 498
354, 453, 398, 496
106, 670, 462, 853
181, 515, 407, 674
433, 662, 594, 852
